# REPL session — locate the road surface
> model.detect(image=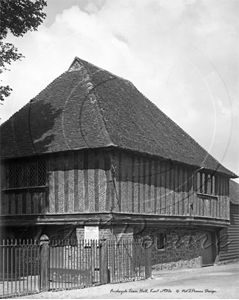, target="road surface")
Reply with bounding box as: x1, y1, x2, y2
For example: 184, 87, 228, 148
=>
18, 261, 239, 299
